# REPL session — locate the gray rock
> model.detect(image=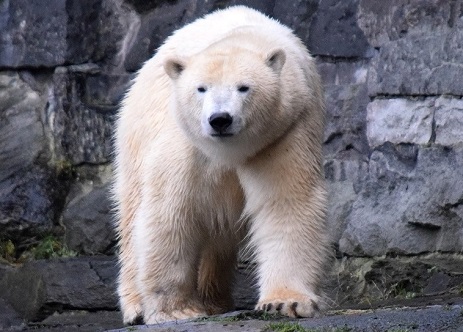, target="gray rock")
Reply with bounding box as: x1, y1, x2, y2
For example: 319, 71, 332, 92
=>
324, 83, 370, 157
84, 74, 132, 110
340, 145, 463, 256
0, 72, 47, 182
317, 59, 370, 86
0, 72, 72, 243
326, 181, 357, 245
62, 183, 116, 255
324, 150, 369, 184
0, 0, 132, 68
307, 0, 372, 58
0, 298, 22, 330
358, 0, 455, 48
435, 96, 463, 146
0, 268, 23, 330
273, 0, 318, 43
66, 0, 138, 68
0, 165, 70, 243
324, 150, 369, 247
233, 265, 258, 310
368, 29, 463, 96
366, 98, 434, 148
0, 256, 118, 321
0, 0, 67, 67
48, 68, 116, 165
